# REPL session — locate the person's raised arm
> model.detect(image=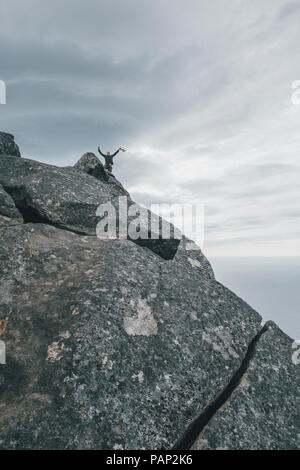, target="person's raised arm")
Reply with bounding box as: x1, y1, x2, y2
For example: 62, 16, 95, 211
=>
111, 147, 126, 157
111, 148, 121, 157
97, 146, 106, 157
